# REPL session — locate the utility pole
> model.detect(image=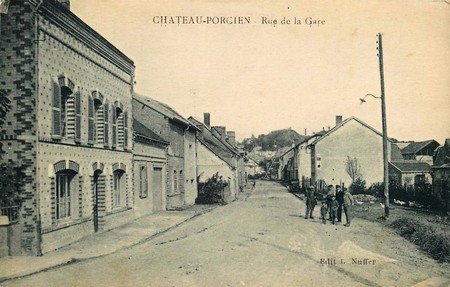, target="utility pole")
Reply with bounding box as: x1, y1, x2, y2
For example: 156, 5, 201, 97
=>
377, 33, 390, 219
